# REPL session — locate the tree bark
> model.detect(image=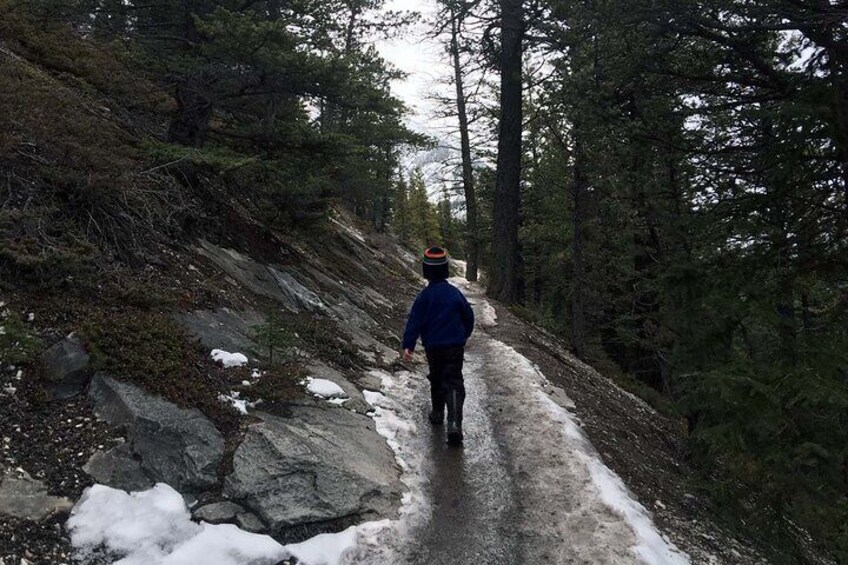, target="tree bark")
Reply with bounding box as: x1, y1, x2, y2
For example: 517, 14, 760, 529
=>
168, 78, 213, 147
570, 133, 588, 360
167, 2, 212, 147
489, 0, 524, 303
449, 5, 479, 282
